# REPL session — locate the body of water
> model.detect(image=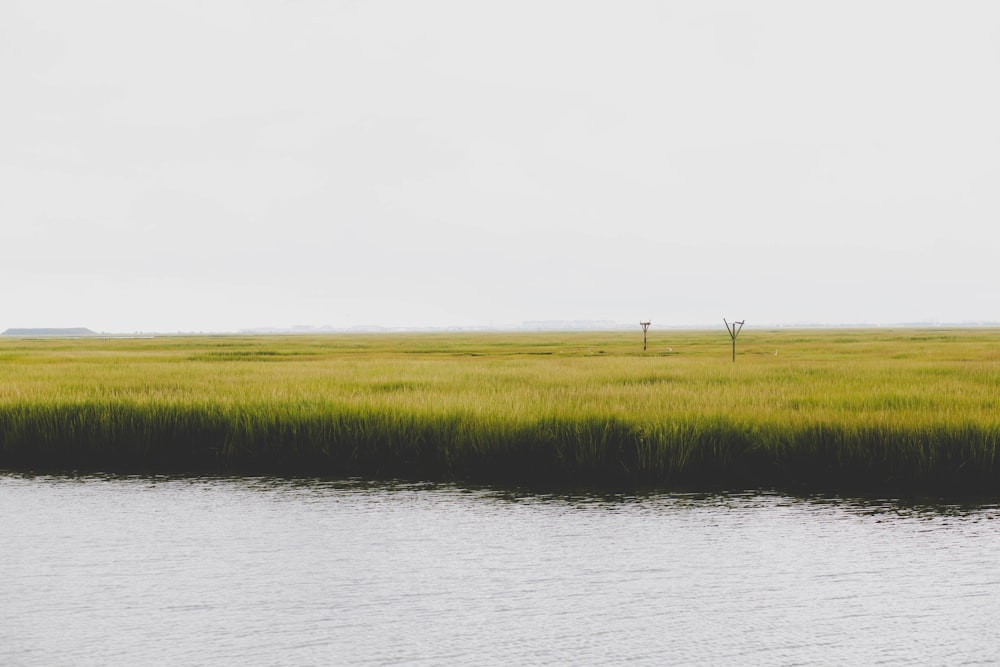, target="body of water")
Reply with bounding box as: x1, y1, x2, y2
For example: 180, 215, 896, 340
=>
2, 473, 999, 665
